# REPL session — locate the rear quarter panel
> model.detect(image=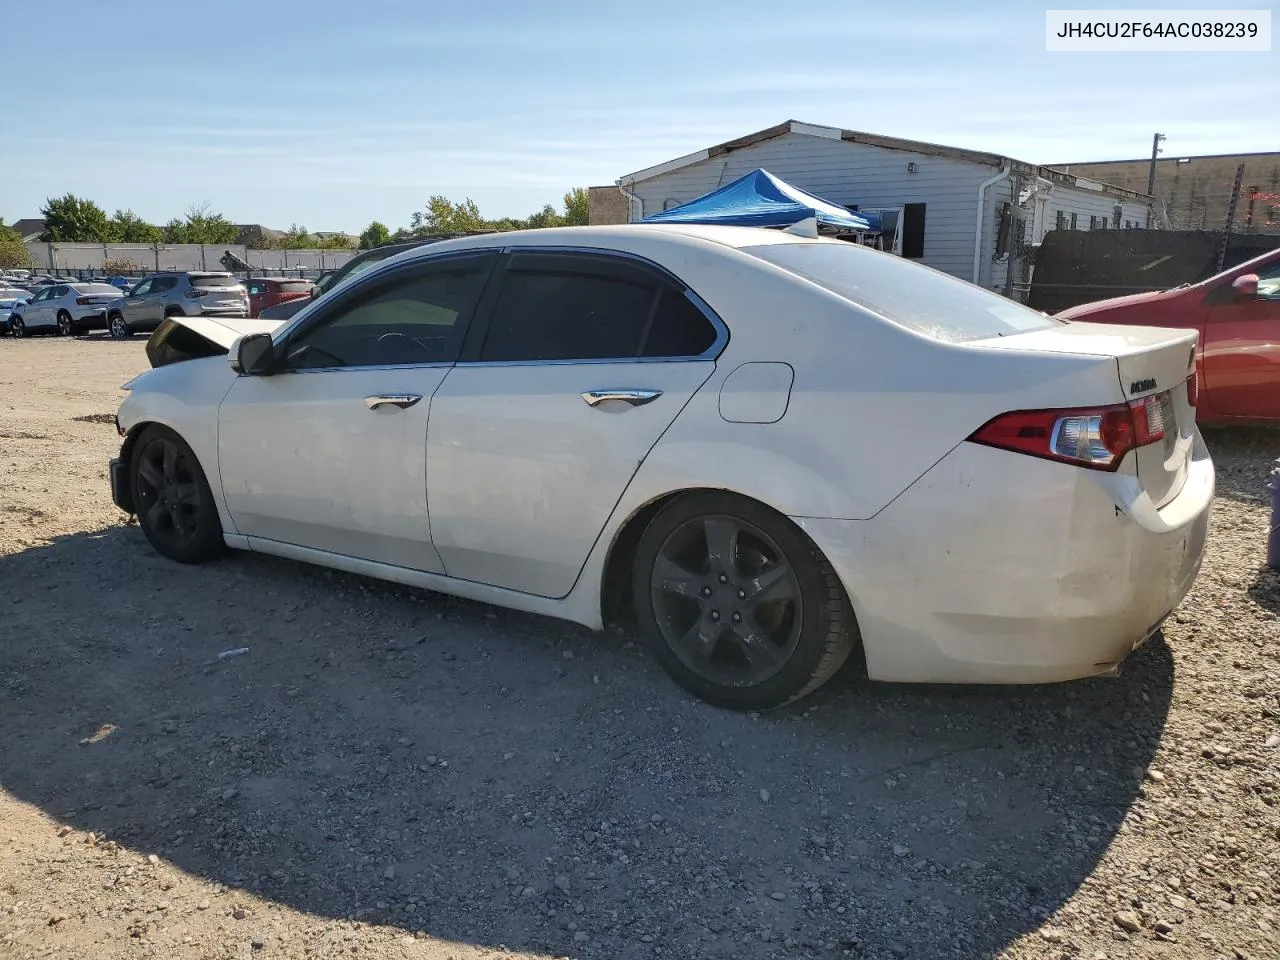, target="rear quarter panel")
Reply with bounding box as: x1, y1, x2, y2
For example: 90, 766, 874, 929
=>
616, 242, 1131, 523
